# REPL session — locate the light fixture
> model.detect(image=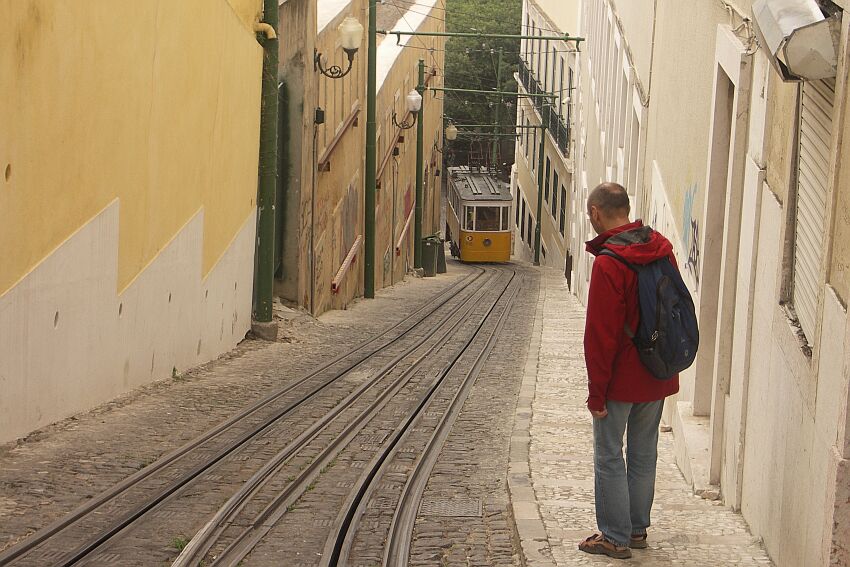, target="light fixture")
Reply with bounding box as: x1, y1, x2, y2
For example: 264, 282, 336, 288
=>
392, 89, 423, 130
445, 122, 458, 141
753, 0, 841, 81
315, 16, 364, 79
